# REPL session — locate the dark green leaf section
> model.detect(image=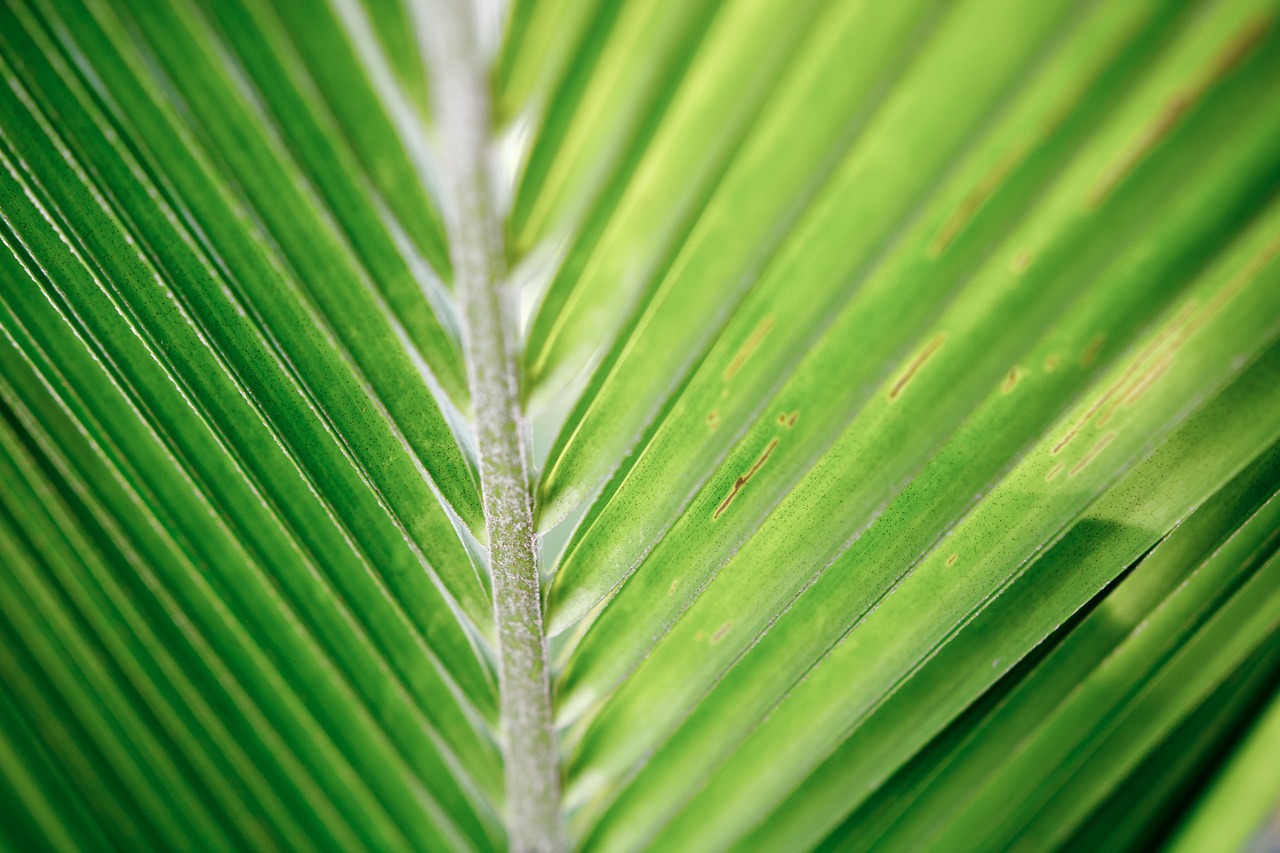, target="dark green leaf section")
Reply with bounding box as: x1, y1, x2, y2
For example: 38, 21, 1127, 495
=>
0, 178, 500, 851
89, 0, 481, 522
0, 0, 506, 847
1061, 645, 1280, 853
915, 492, 1280, 851
0, 0, 490, 614
1164, 668, 1280, 851
0, 365, 477, 851
188, 0, 466, 401
260, 0, 452, 281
